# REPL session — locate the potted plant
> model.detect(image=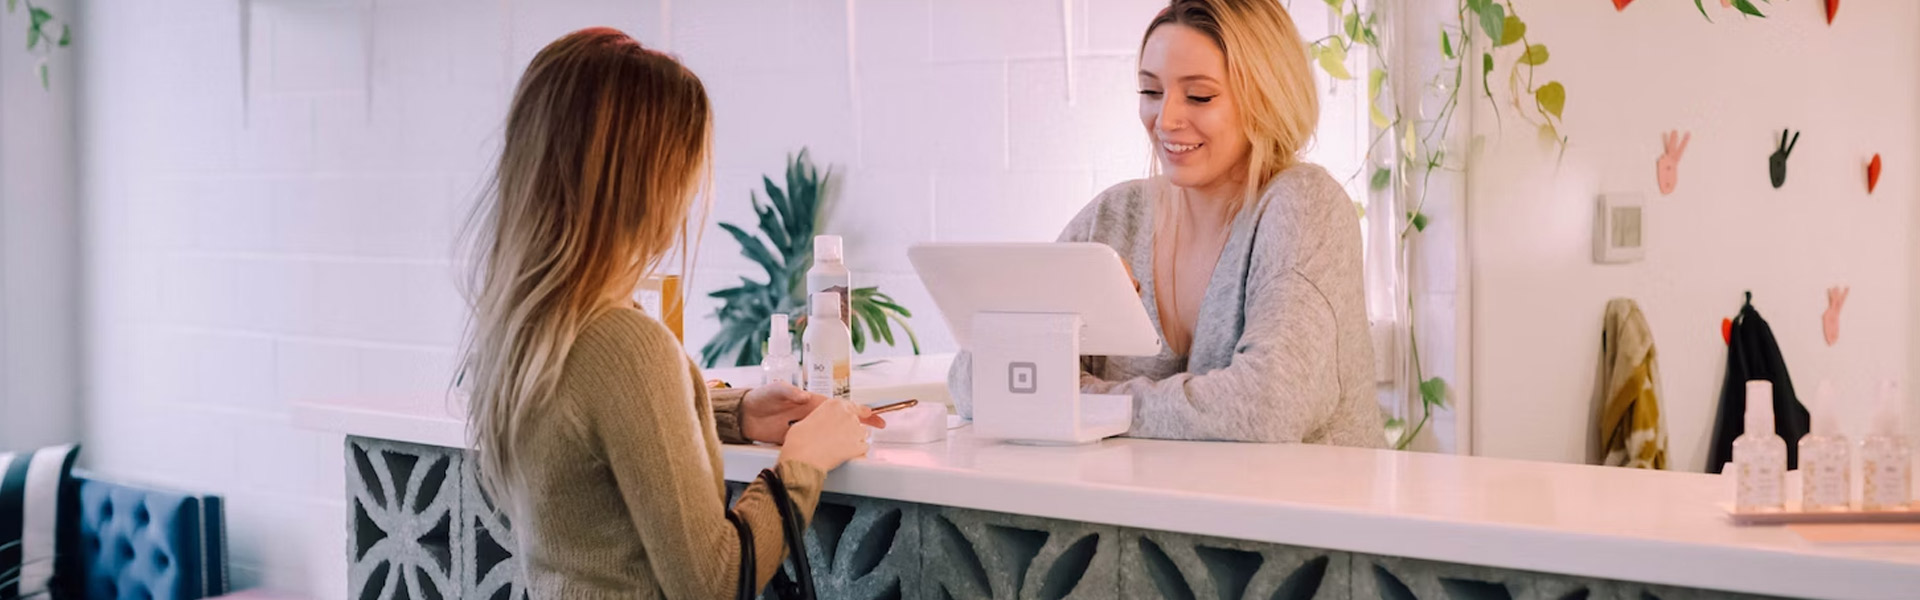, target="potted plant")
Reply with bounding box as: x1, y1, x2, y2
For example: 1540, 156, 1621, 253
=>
699, 149, 918, 368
